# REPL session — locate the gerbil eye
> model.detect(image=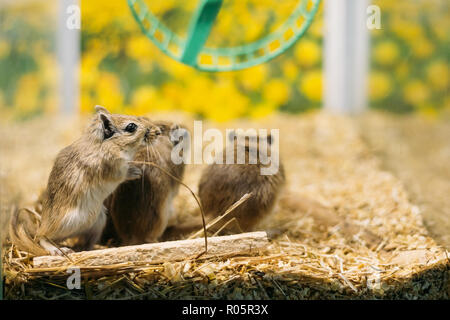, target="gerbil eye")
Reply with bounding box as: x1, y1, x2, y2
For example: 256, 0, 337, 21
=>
125, 123, 137, 133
